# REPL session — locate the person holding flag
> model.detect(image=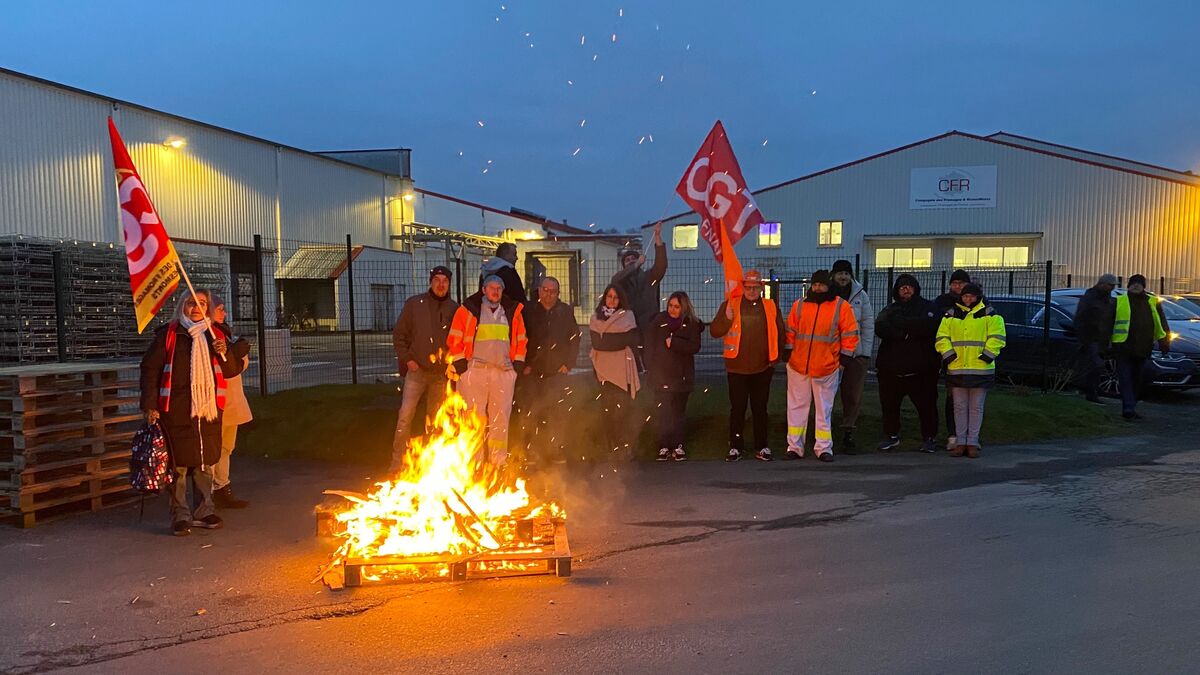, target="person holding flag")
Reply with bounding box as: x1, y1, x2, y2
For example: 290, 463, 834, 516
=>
110, 117, 244, 535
